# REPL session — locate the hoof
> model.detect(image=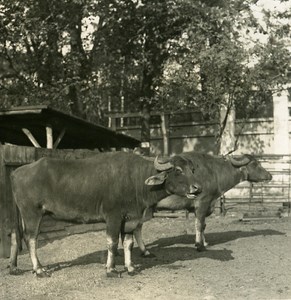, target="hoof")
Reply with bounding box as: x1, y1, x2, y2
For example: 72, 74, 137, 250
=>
9, 267, 24, 276
195, 243, 206, 252
106, 269, 121, 278
141, 252, 156, 258
124, 264, 140, 276
127, 270, 139, 276
125, 266, 139, 276
34, 268, 51, 278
